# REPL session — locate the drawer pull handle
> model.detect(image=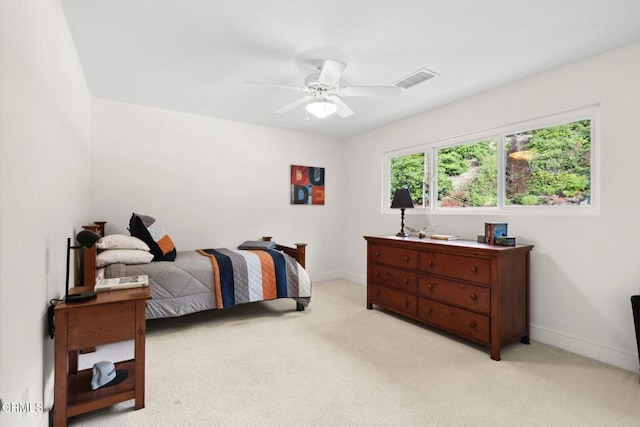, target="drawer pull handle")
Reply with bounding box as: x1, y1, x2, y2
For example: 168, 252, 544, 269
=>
470, 294, 477, 301
470, 266, 478, 273
404, 299, 410, 308
375, 252, 380, 257
404, 256, 410, 262
469, 321, 477, 328
427, 308, 433, 314
374, 271, 380, 276
428, 259, 434, 267
404, 278, 409, 284
427, 283, 434, 290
